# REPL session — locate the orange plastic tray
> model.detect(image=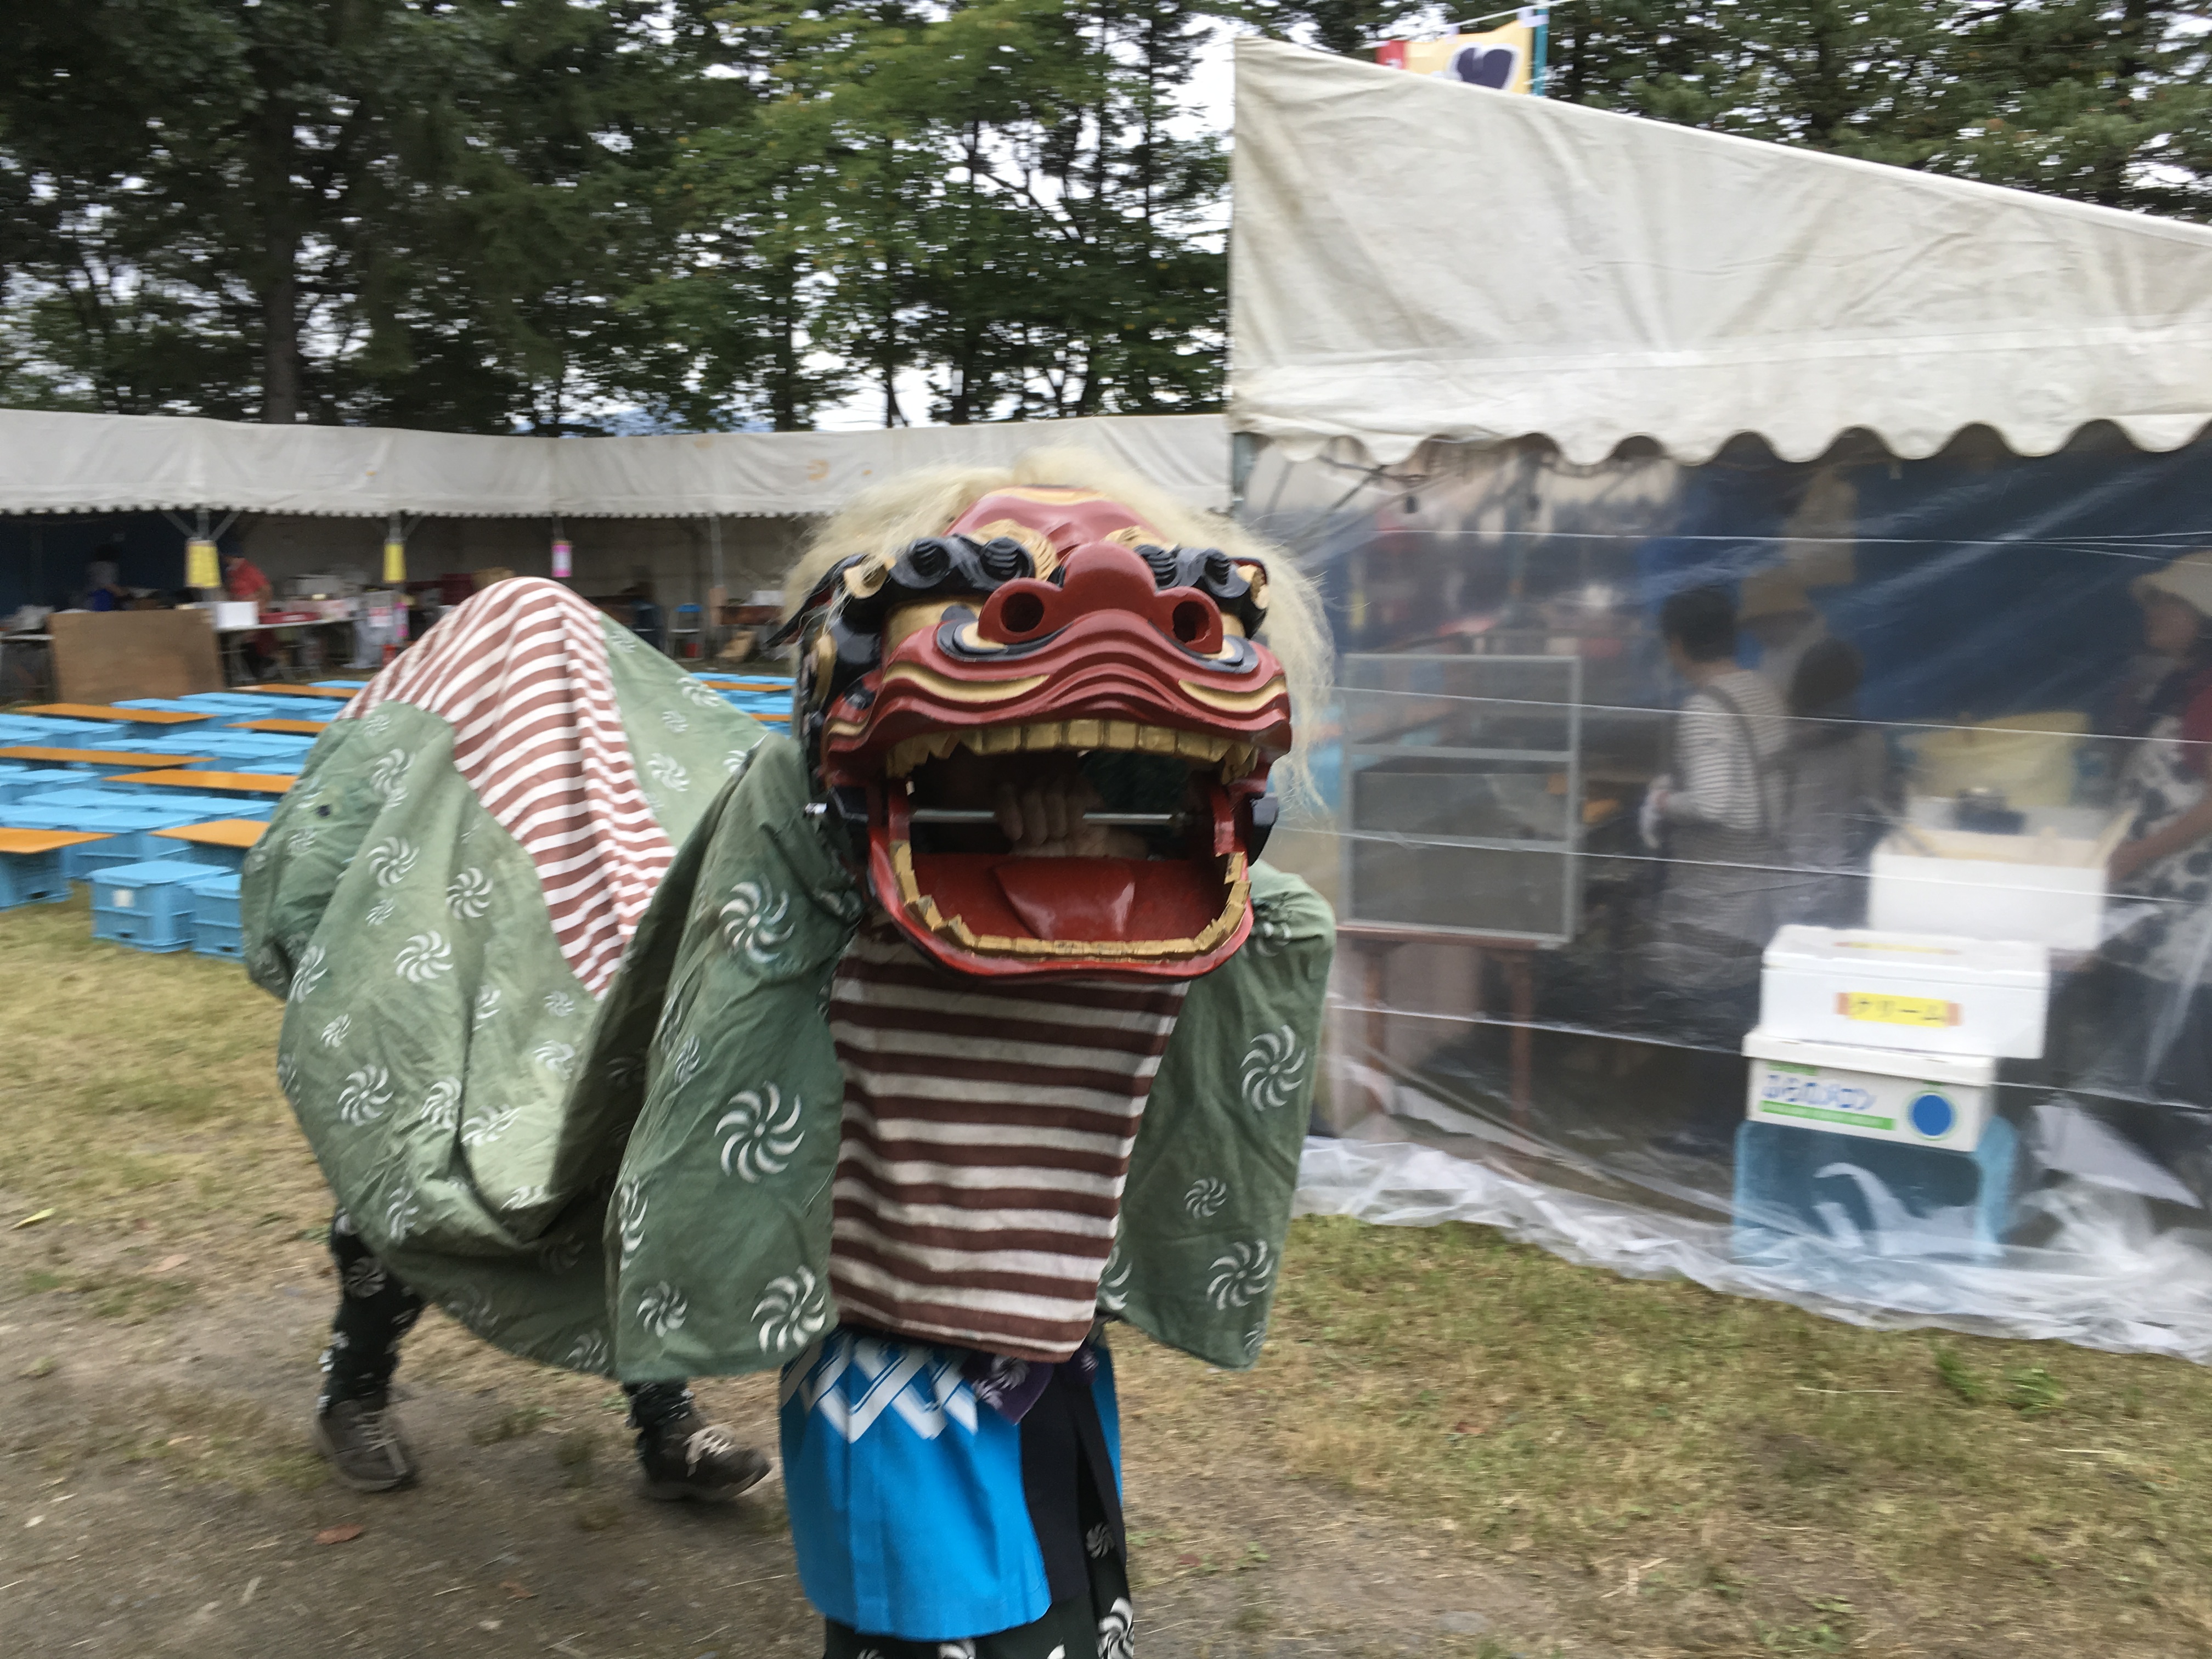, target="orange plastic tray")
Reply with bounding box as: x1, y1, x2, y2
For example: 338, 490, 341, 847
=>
0, 828, 112, 855
21, 702, 210, 725
0, 746, 208, 769
150, 819, 268, 849
105, 770, 294, 795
